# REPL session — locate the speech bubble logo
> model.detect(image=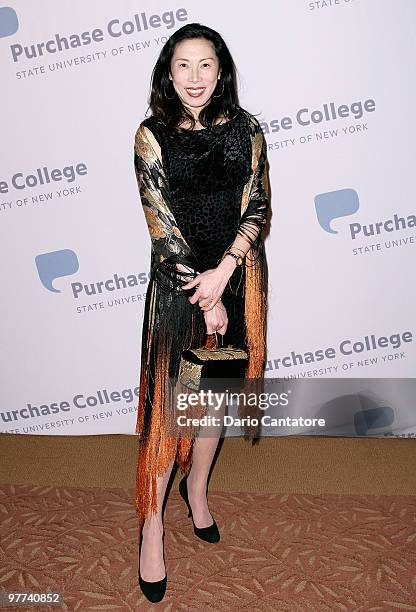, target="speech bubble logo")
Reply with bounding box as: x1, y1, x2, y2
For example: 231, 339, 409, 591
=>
354, 406, 394, 436
0, 7, 18, 38
315, 188, 359, 234
35, 249, 79, 293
